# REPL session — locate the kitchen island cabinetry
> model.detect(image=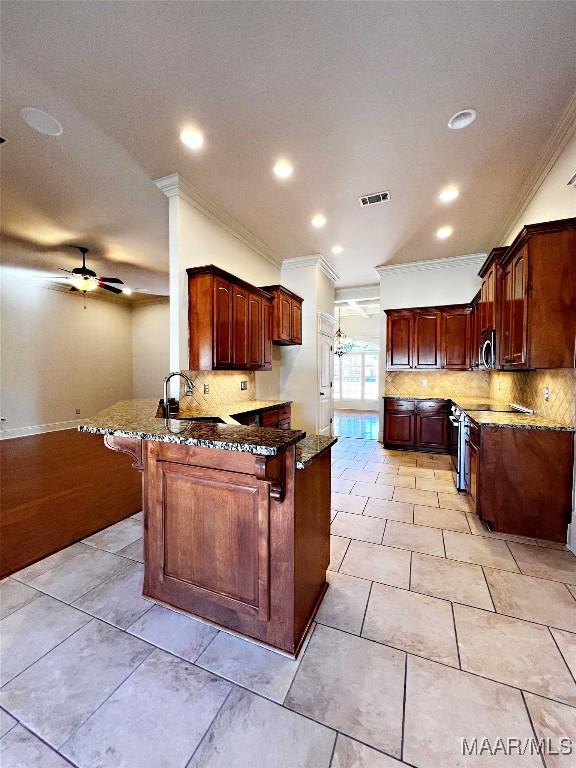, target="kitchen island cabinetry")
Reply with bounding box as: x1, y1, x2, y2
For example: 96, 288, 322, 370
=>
80, 400, 335, 657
